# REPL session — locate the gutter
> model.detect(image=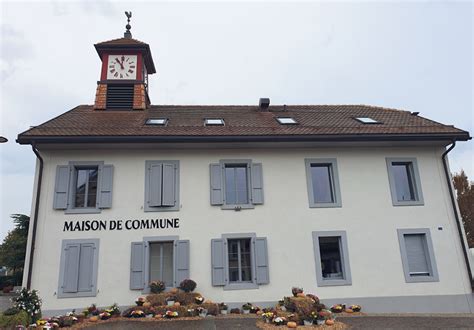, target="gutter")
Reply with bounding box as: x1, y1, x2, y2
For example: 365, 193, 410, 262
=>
26, 145, 44, 290
442, 141, 474, 290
